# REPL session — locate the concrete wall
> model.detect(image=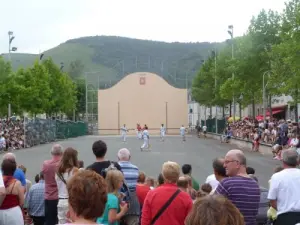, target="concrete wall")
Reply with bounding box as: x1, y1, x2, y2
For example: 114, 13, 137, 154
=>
98, 72, 188, 135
